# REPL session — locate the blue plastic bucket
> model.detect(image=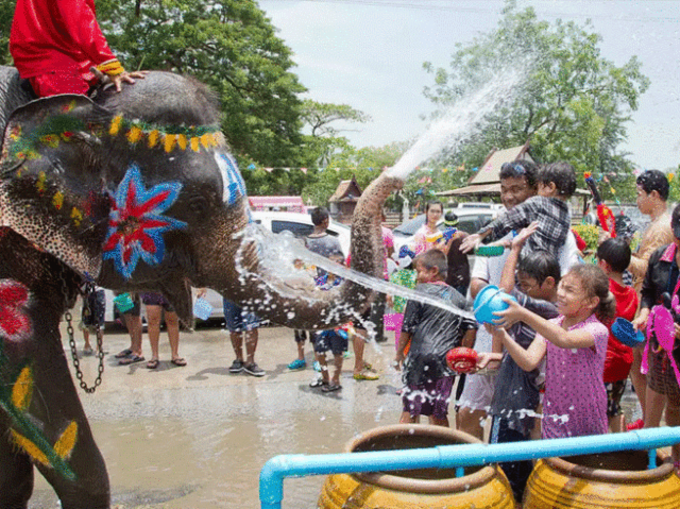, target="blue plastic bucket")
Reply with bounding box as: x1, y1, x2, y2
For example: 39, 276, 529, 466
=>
193, 297, 213, 321
473, 285, 516, 324
611, 317, 645, 347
